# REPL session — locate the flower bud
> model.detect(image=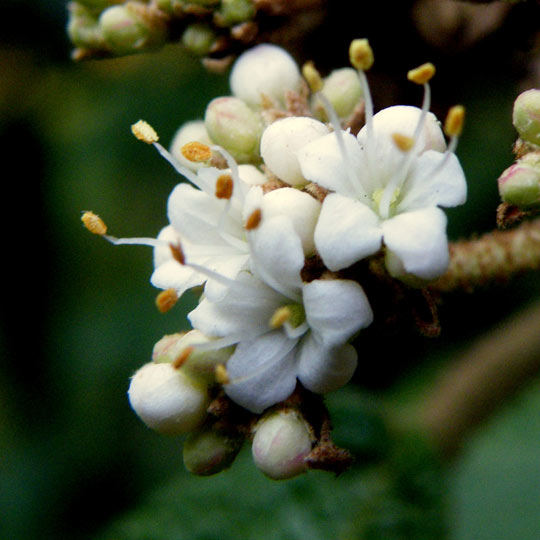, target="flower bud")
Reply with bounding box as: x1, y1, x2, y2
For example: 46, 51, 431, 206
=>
152, 330, 235, 382
128, 362, 210, 435
67, 3, 106, 50
252, 410, 313, 480
99, 2, 167, 56
205, 96, 263, 163
214, 0, 256, 27
498, 152, 540, 209
313, 67, 363, 120
513, 89, 540, 147
170, 120, 213, 171
183, 428, 243, 476
181, 23, 216, 57
229, 44, 302, 107
260, 116, 329, 185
